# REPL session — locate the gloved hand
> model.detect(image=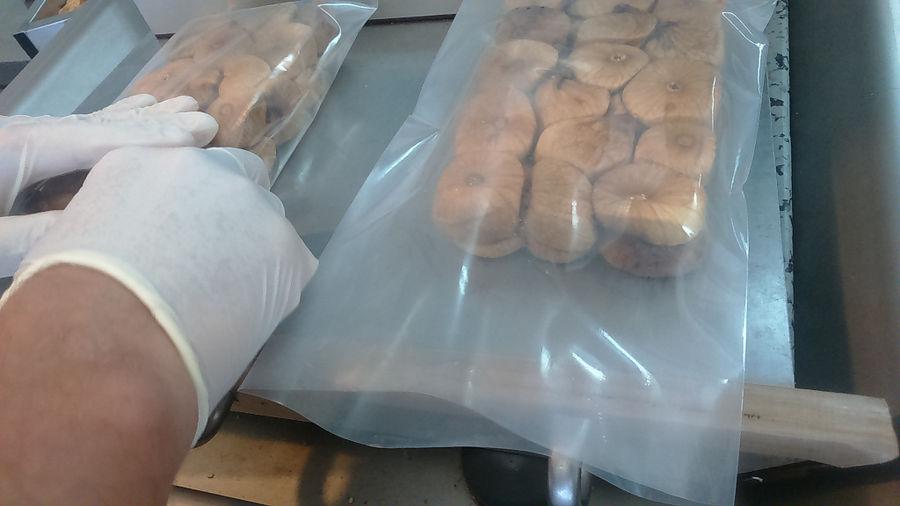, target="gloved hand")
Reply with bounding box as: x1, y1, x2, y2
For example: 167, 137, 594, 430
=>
0, 146, 317, 443
0, 94, 218, 215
